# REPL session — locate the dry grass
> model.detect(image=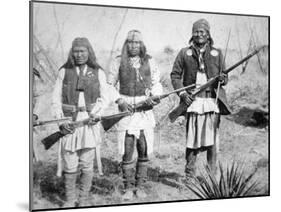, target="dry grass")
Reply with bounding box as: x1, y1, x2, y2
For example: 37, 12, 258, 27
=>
31, 48, 269, 209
